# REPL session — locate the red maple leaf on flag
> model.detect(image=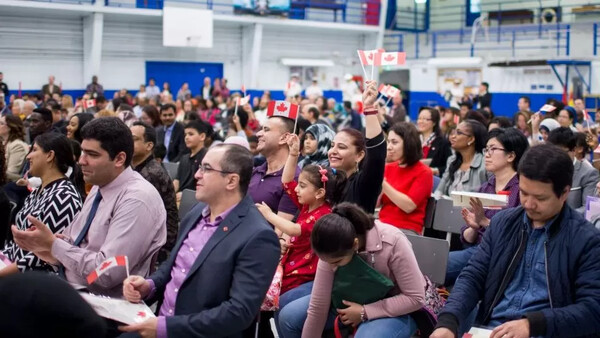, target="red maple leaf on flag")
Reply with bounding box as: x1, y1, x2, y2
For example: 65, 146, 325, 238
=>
368, 53, 374, 60
384, 54, 395, 62
276, 102, 288, 112
137, 311, 146, 318
99, 261, 113, 271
